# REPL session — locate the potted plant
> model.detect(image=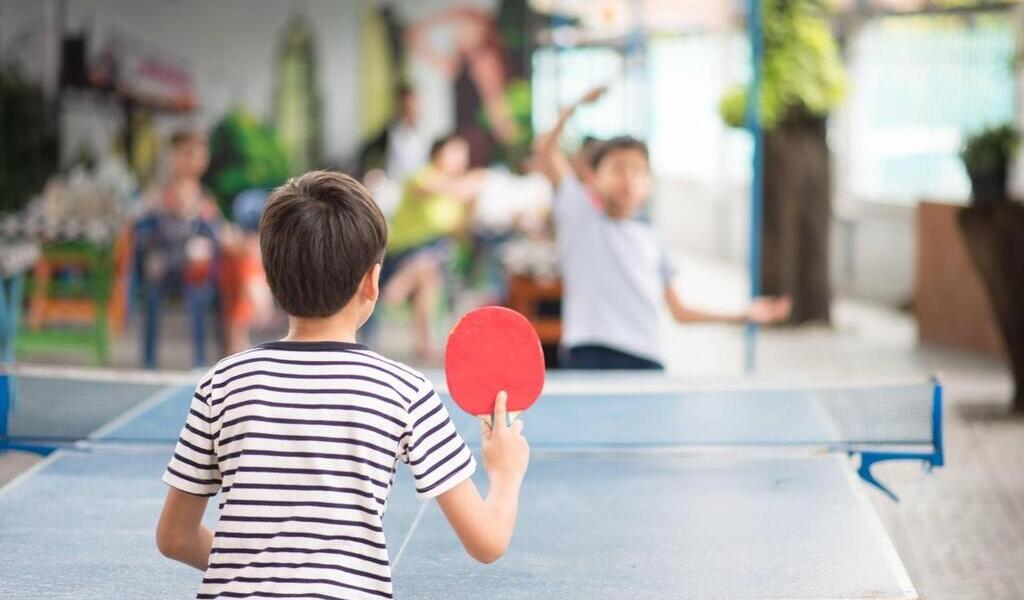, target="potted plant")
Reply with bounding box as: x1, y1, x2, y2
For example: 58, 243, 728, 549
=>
960, 124, 1018, 207
957, 124, 1024, 413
